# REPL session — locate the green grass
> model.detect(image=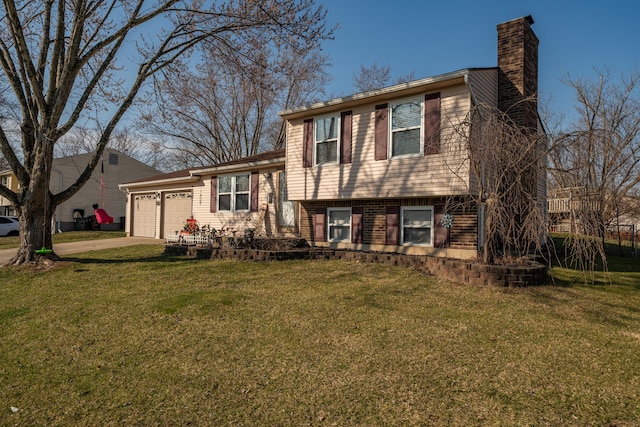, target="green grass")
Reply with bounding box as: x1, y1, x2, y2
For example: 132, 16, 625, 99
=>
0, 230, 125, 250
1, 245, 639, 426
